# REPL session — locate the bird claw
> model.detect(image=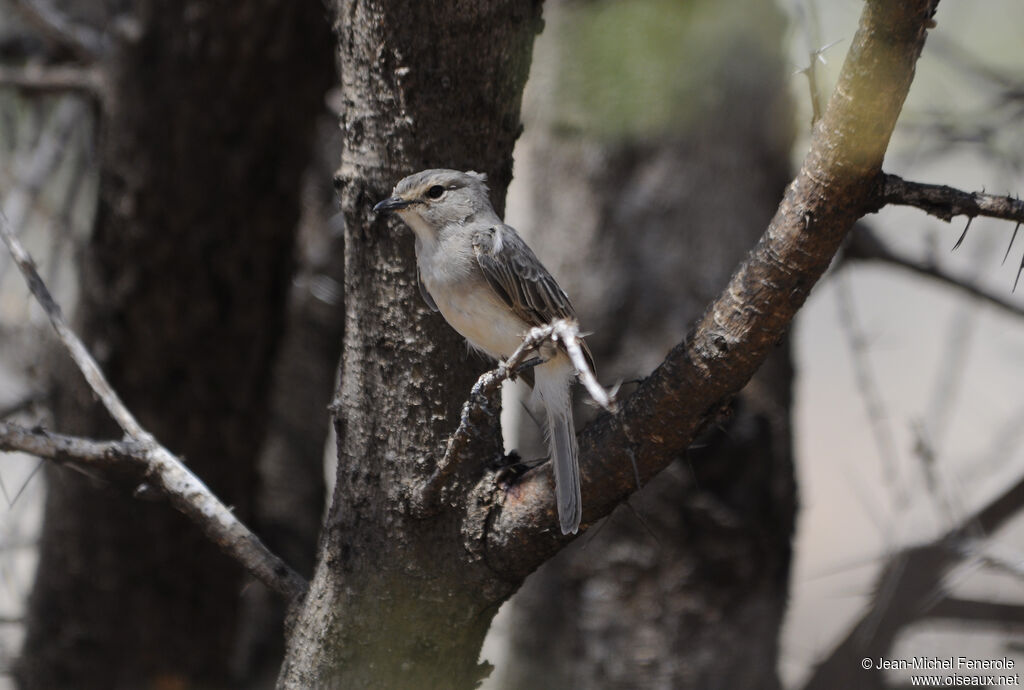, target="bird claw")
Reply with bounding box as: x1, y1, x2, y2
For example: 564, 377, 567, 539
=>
491, 451, 542, 486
